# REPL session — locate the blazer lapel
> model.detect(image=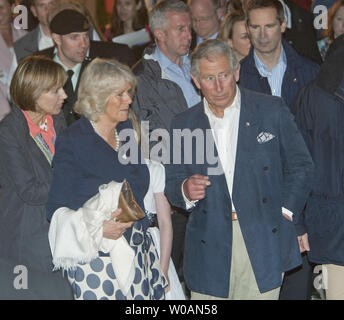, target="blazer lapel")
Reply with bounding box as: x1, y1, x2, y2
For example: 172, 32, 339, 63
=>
232, 88, 261, 205
192, 103, 230, 202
